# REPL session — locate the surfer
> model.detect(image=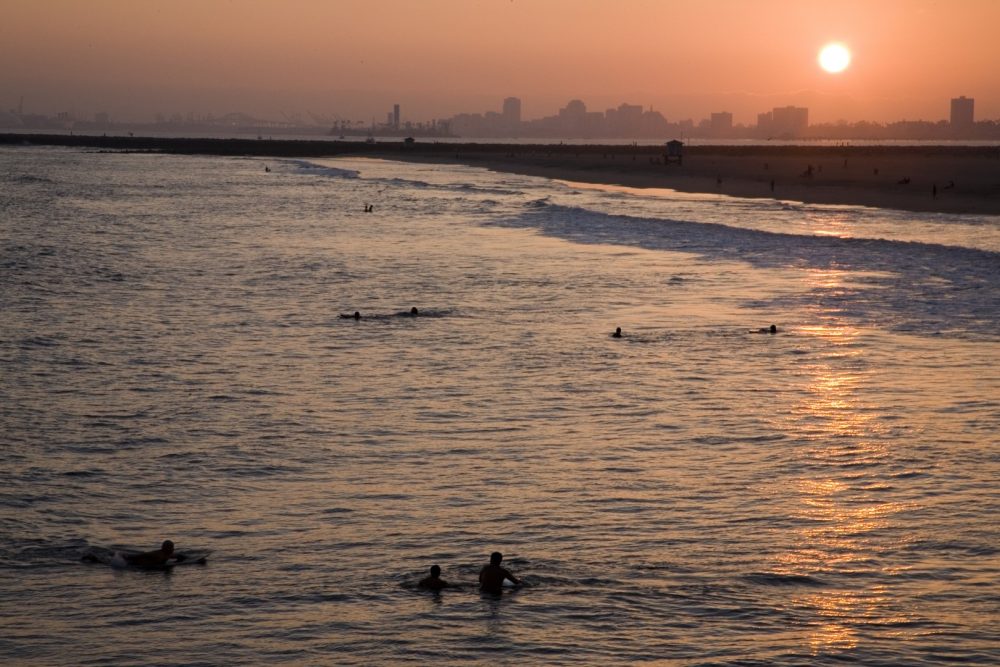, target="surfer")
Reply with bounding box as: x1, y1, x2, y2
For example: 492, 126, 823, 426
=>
612, 327, 622, 338
751, 324, 778, 334
340, 311, 361, 320
479, 551, 520, 594
418, 564, 448, 590
124, 540, 182, 568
